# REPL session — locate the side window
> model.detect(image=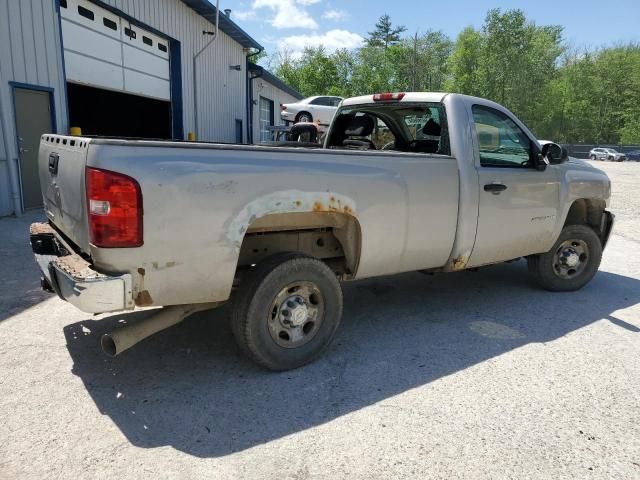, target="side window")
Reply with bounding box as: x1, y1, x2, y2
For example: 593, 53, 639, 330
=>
472, 105, 533, 168
310, 97, 330, 106
330, 97, 342, 107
